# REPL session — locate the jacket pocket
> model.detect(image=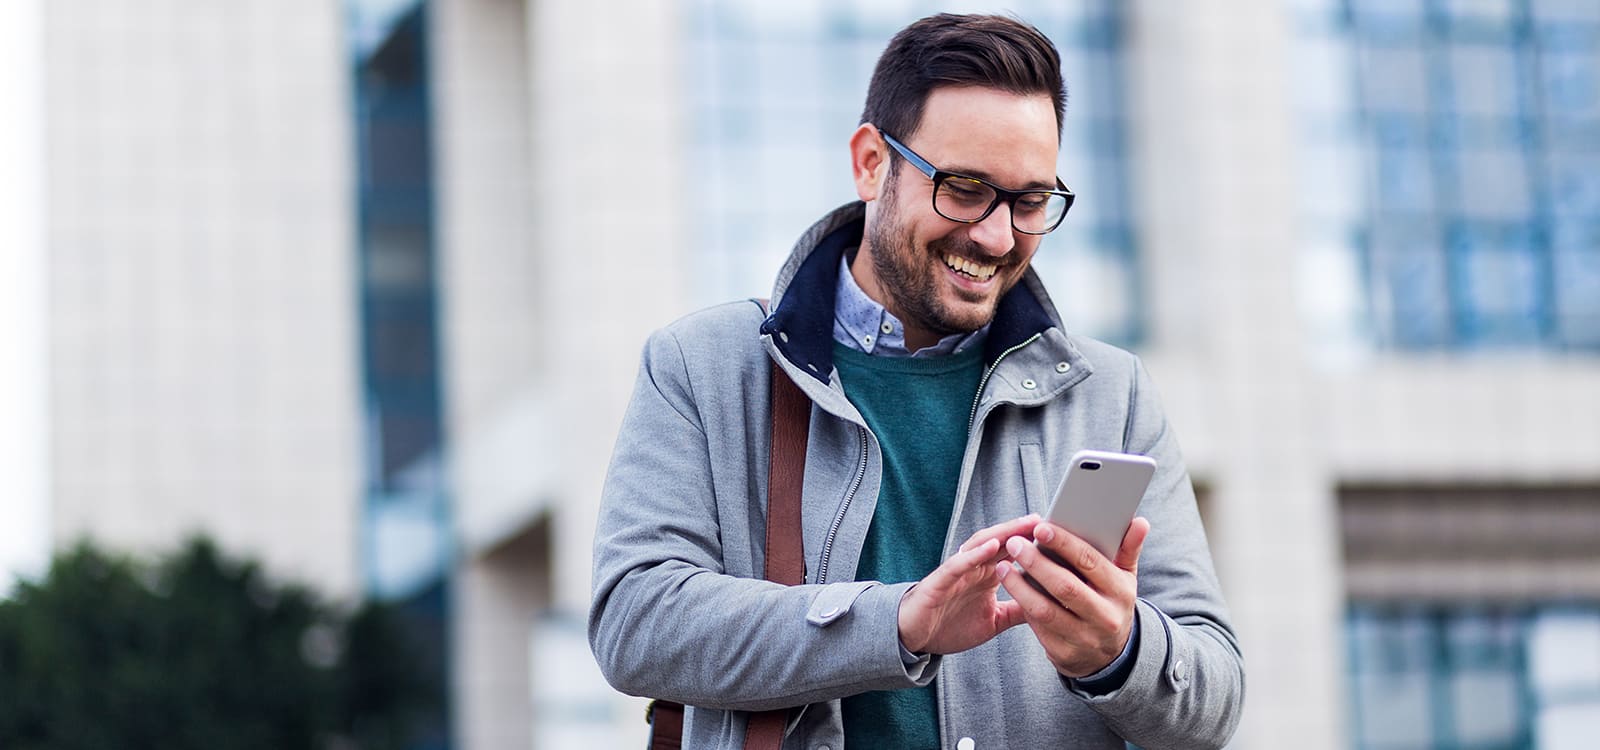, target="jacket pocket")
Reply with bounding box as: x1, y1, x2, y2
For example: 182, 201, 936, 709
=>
1019, 442, 1050, 515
